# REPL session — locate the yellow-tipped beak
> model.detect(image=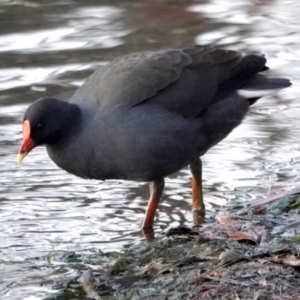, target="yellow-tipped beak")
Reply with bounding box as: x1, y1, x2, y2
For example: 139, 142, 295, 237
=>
17, 152, 28, 164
